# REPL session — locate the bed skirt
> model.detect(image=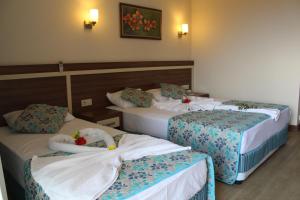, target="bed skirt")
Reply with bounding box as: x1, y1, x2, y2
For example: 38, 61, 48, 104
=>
190, 183, 208, 200
238, 125, 288, 173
